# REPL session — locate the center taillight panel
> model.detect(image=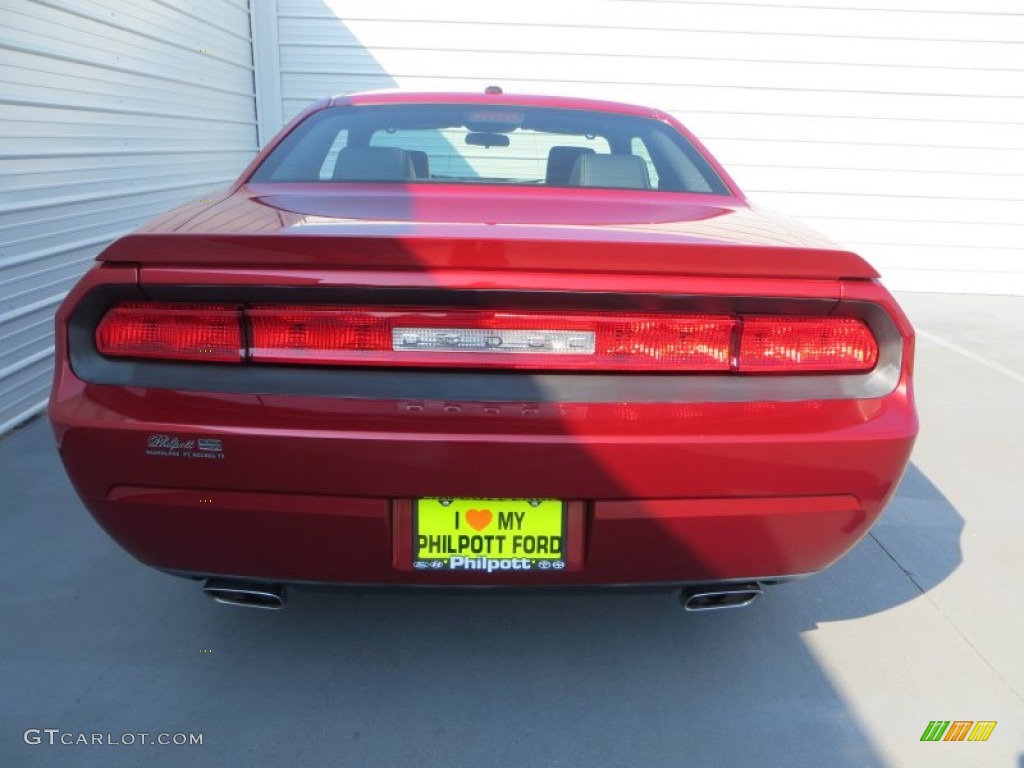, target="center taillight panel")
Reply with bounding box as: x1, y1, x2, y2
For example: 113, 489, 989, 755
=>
93, 302, 879, 374
247, 307, 739, 371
